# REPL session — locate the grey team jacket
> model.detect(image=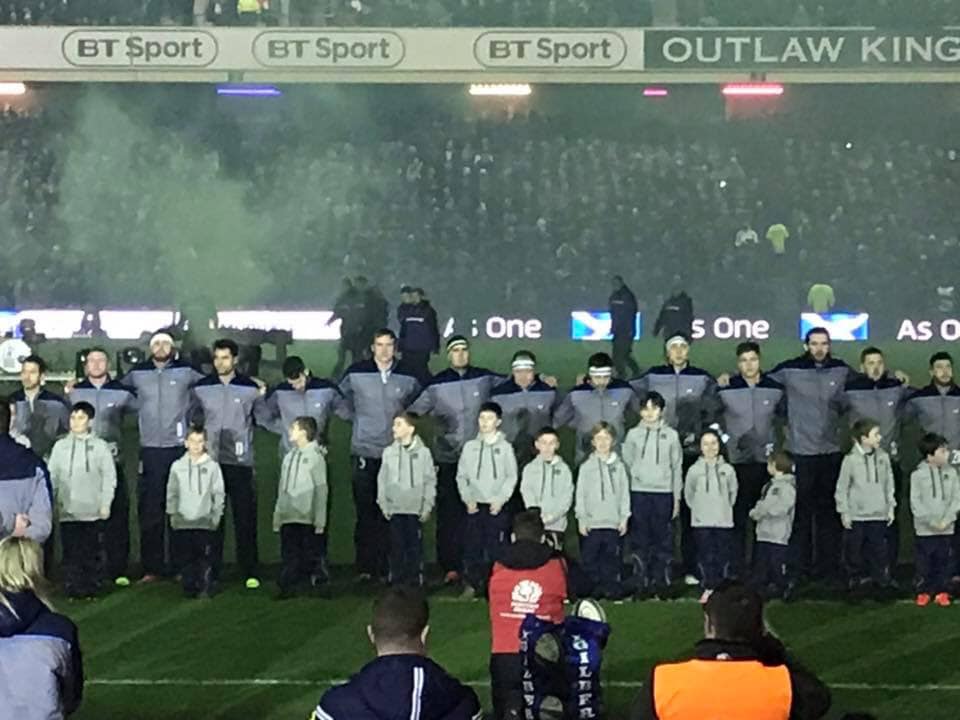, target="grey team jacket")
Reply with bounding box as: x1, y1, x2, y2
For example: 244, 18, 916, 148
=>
190, 375, 262, 467
838, 375, 910, 457
718, 375, 786, 465
408, 367, 504, 465
906, 383, 960, 462
621, 421, 683, 498
120, 359, 204, 449
629, 366, 721, 455
68, 378, 138, 457
835, 446, 896, 522
0, 434, 52, 543
9, 388, 70, 459
337, 359, 422, 460
256, 377, 344, 453
684, 458, 738, 529
489, 377, 558, 461
767, 355, 853, 456
554, 380, 638, 463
